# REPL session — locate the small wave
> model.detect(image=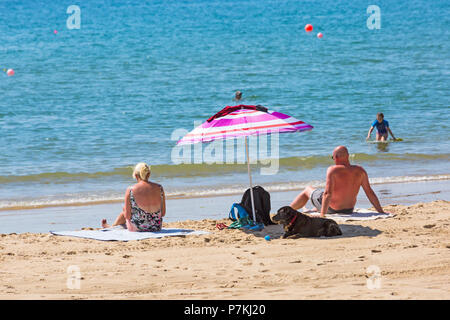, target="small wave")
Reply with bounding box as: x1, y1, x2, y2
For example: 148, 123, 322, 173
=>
1, 173, 448, 211
1, 153, 448, 184
0, 167, 134, 184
